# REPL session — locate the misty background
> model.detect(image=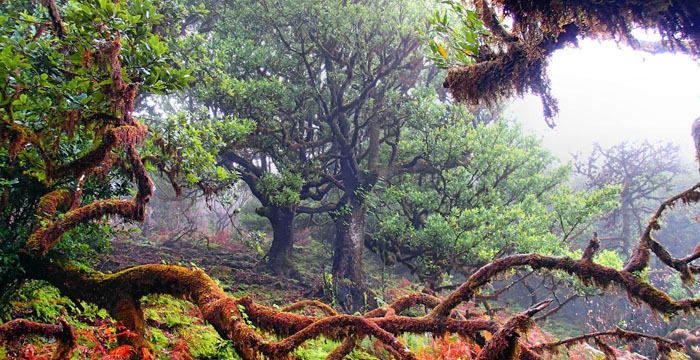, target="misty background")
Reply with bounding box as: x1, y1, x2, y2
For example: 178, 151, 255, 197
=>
507, 38, 700, 164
